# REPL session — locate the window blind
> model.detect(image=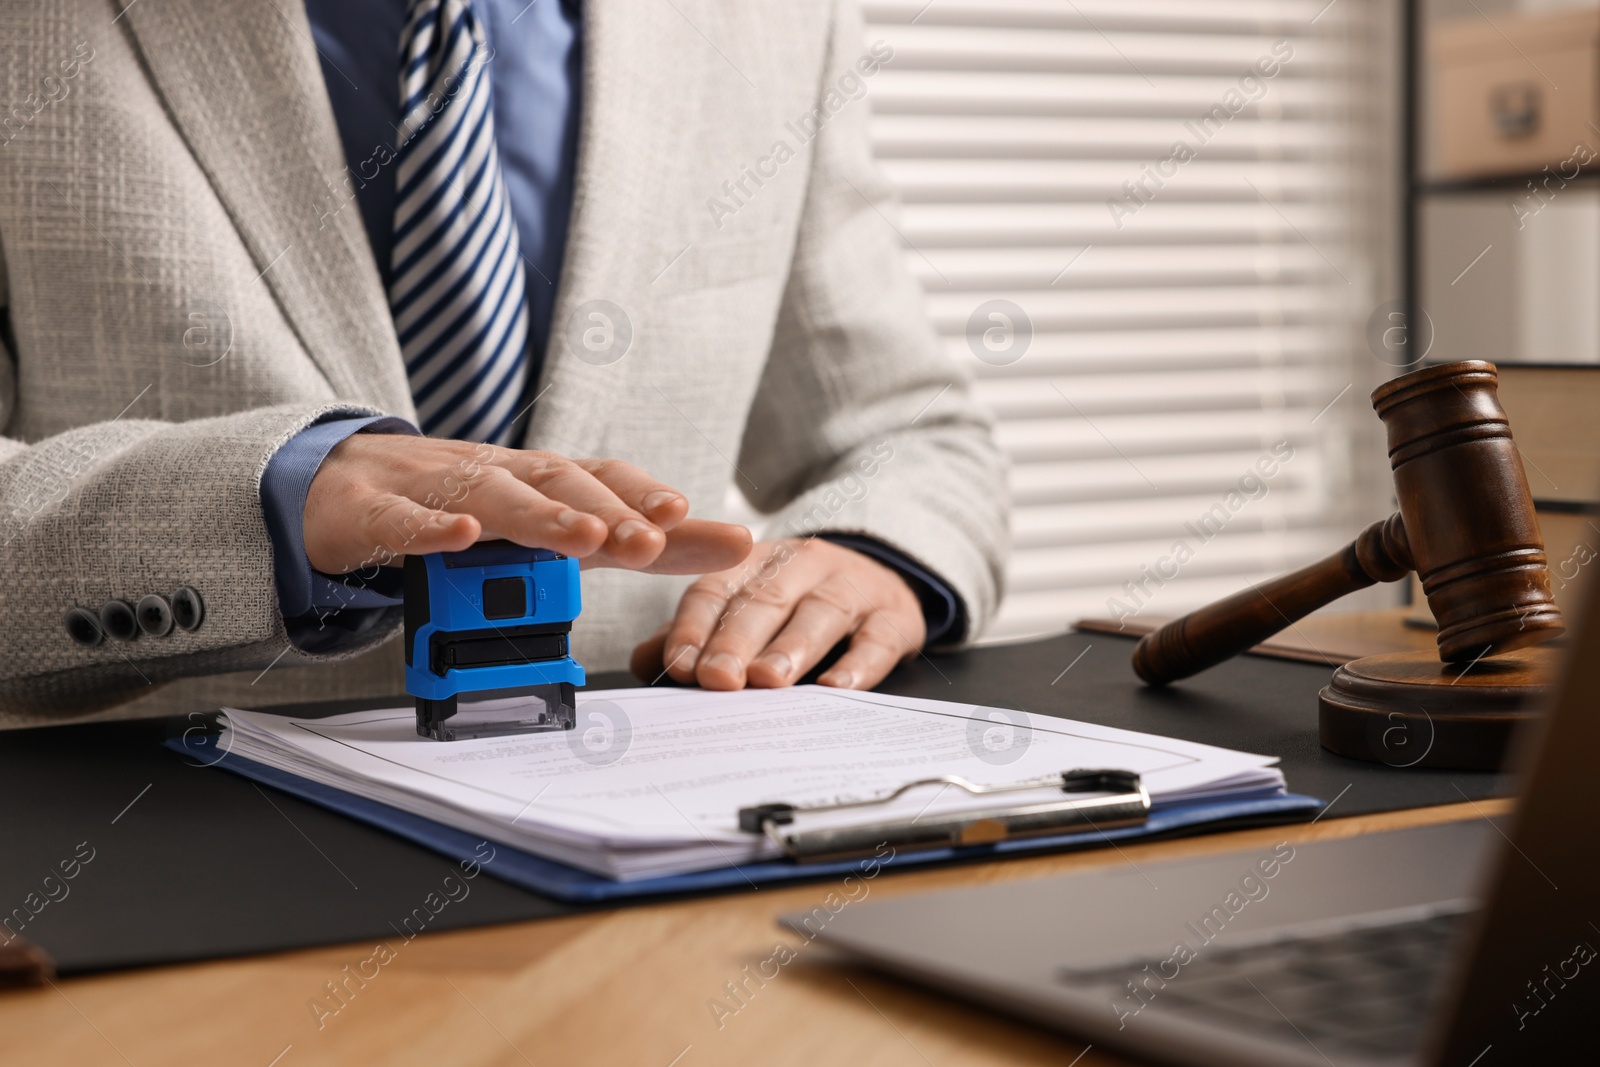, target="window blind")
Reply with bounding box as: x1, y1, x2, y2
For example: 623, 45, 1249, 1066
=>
860, 0, 1392, 640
